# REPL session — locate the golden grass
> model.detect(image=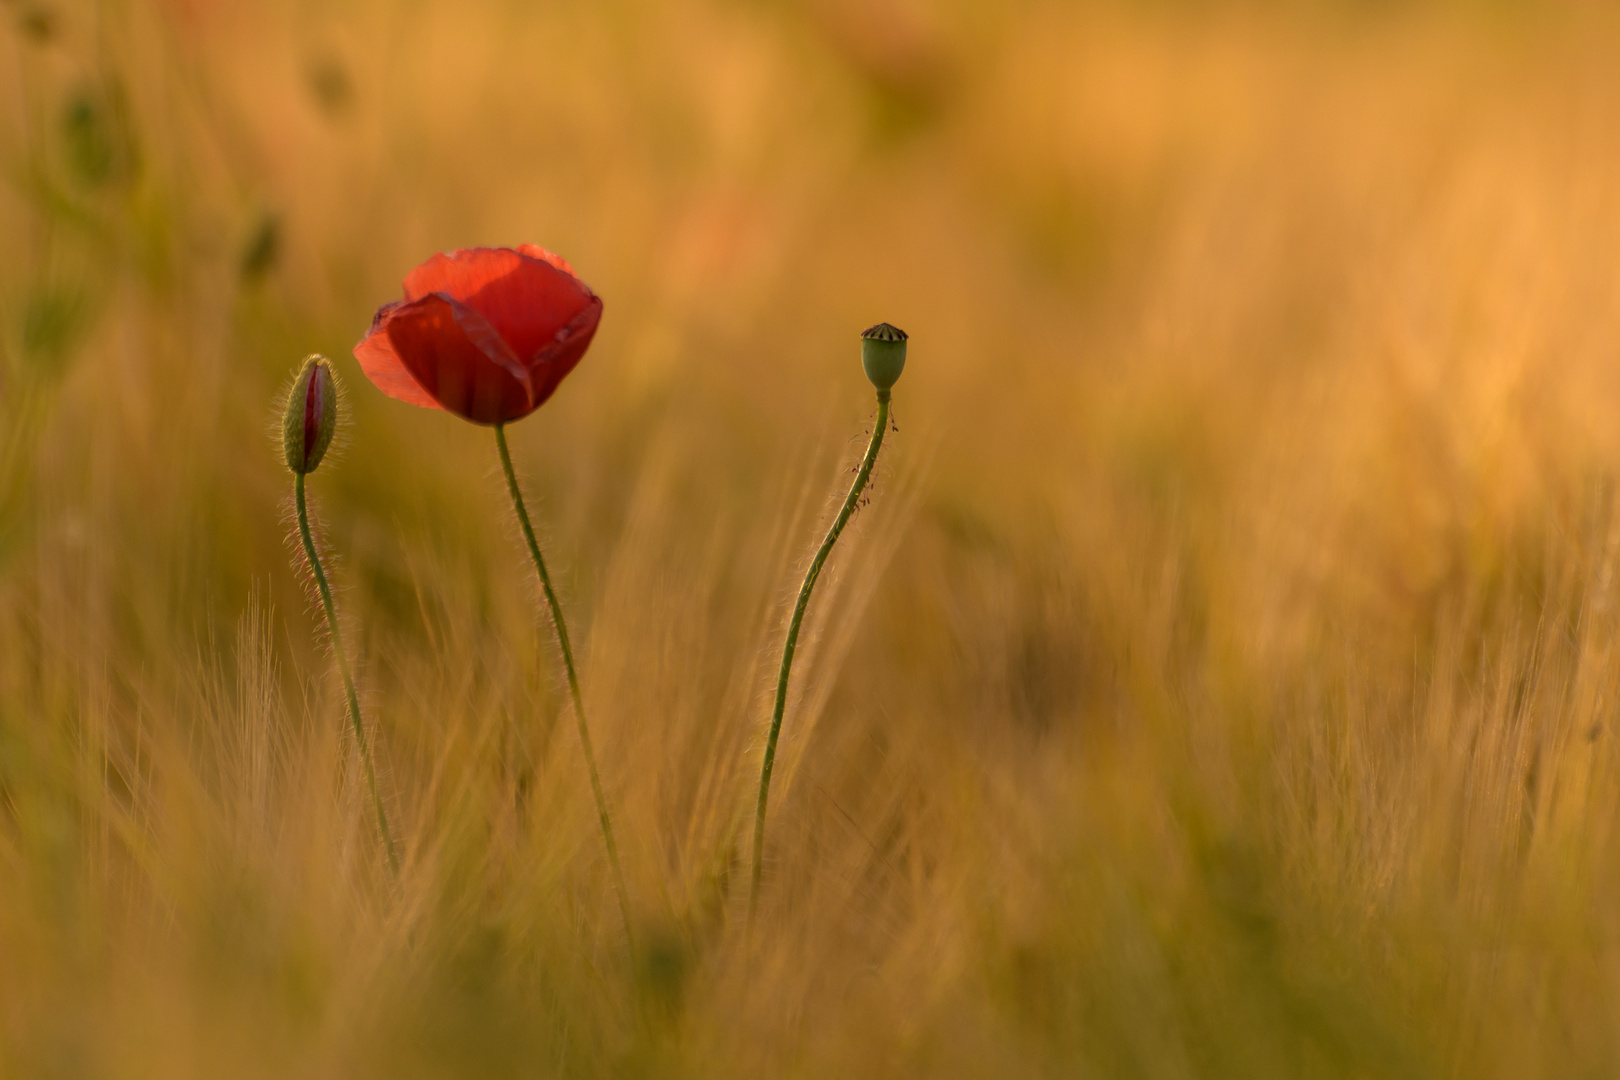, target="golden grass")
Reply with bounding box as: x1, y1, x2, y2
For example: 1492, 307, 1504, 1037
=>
6, 0, 1620, 1075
